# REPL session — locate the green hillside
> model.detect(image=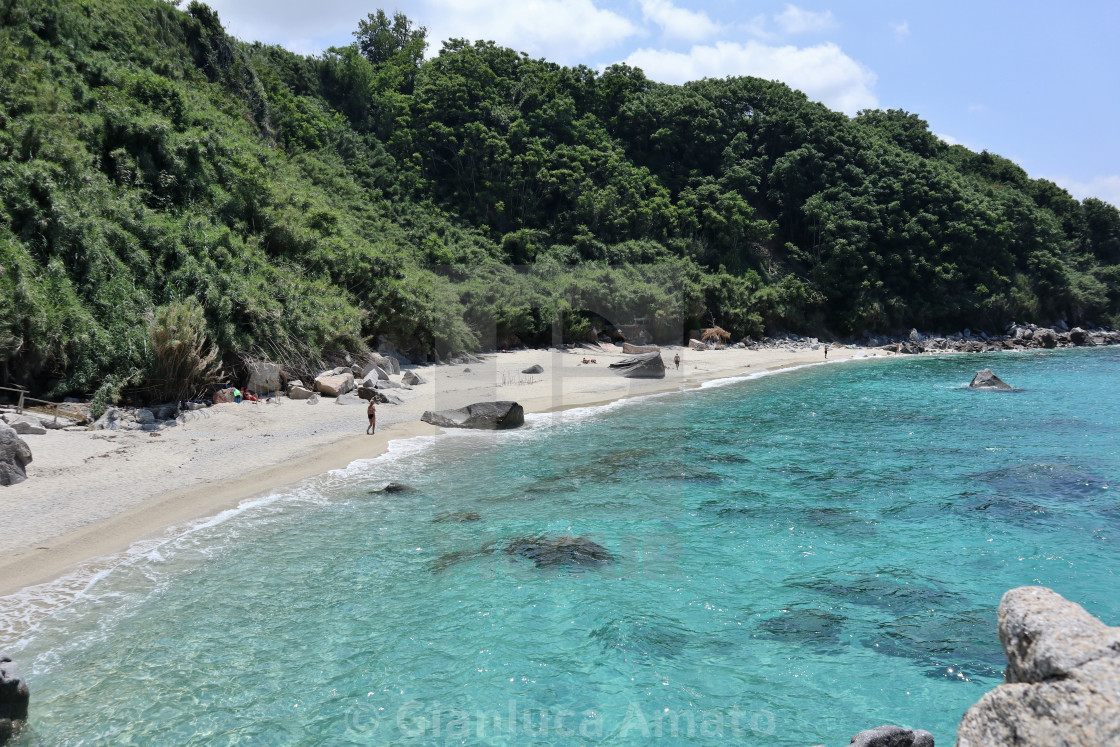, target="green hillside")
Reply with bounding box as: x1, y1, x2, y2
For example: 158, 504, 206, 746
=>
2, 0, 1119, 402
